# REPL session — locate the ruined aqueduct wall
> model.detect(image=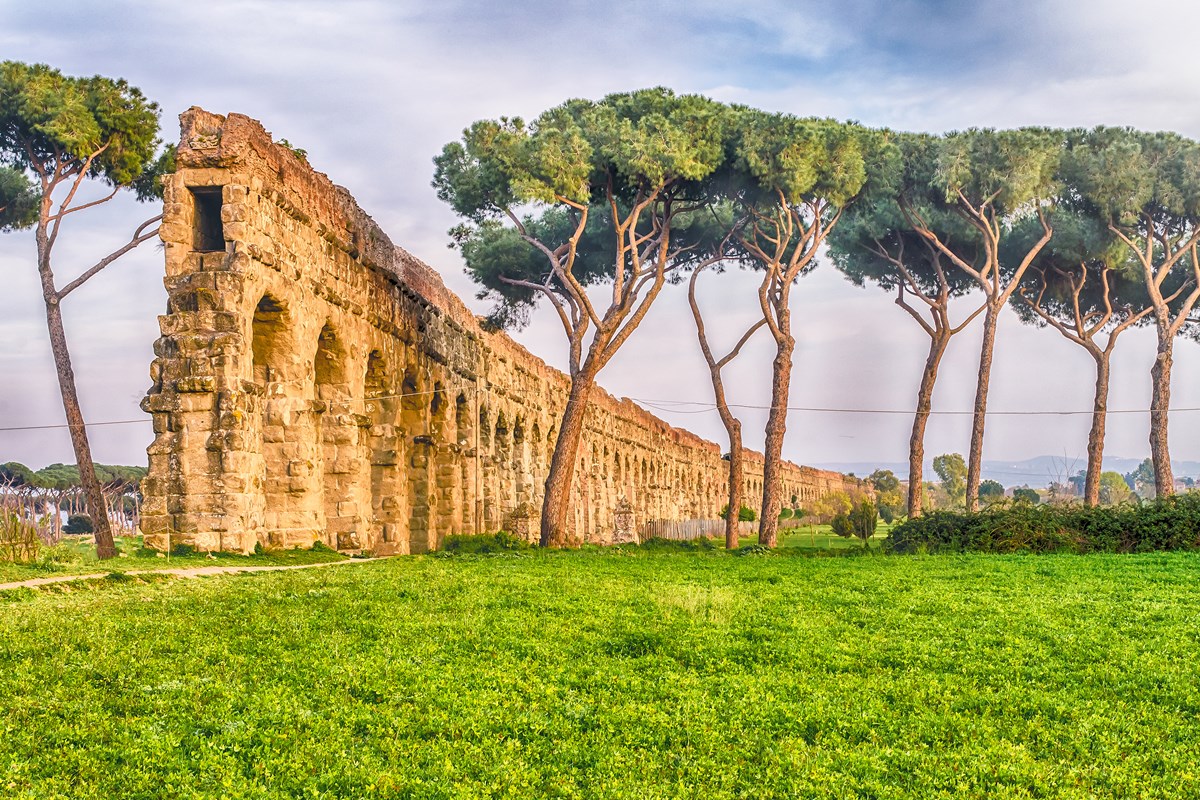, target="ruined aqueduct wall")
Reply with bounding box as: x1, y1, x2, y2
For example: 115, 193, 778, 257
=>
139, 108, 859, 554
